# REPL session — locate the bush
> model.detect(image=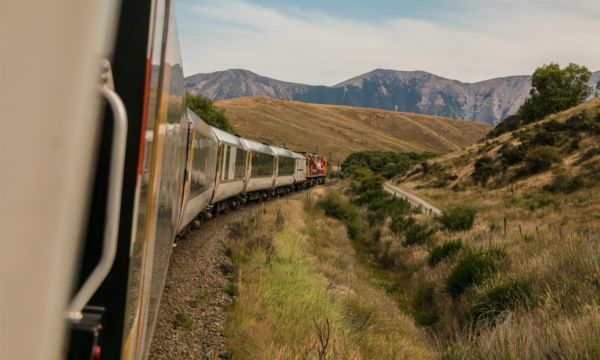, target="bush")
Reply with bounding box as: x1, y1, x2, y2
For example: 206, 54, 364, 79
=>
412, 282, 439, 326
403, 222, 437, 246
472, 156, 500, 185
545, 169, 586, 193
437, 206, 477, 232
468, 279, 532, 322
529, 130, 563, 146
318, 193, 358, 222
428, 240, 463, 267
186, 94, 235, 133
499, 144, 527, 166
522, 145, 562, 174
318, 192, 368, 243
485, 114, 521, 139
174, 312, 193, 330
446, 251, 497, 298
389, 215, 416, 236
342, 150, 436, 177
